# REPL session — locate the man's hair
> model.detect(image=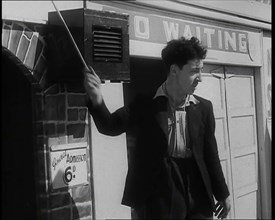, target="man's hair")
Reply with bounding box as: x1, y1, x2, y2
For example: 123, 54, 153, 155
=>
161, 37, 207, 70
